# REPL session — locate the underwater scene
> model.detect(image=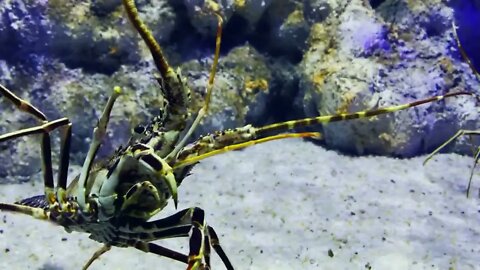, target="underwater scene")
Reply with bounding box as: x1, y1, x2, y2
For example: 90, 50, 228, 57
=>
0, 0, 480, 269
